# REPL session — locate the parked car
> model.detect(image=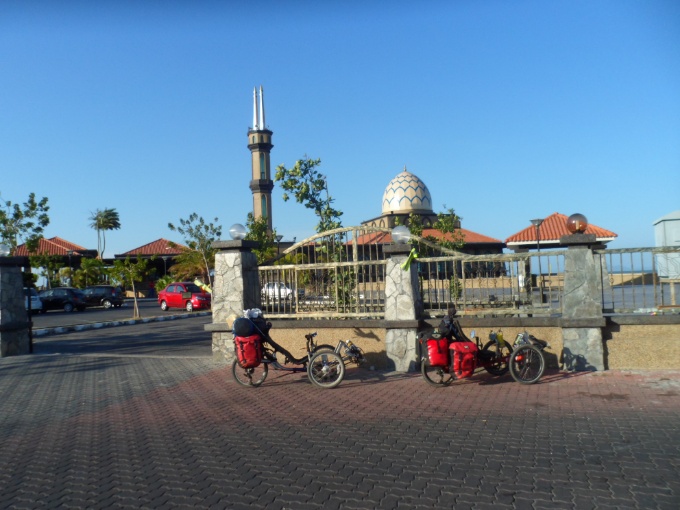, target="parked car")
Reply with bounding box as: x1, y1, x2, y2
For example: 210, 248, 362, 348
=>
83, 285, 125, 308
158, 282, 211, 312
24, 287, 43, 313
38, 287, 87, 312
261, 282, 304, 301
